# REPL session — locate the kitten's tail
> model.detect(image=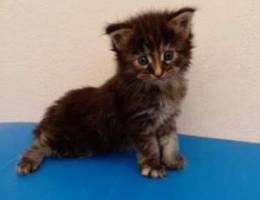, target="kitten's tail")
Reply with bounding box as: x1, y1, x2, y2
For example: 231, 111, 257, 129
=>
16, 139, 50, 175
